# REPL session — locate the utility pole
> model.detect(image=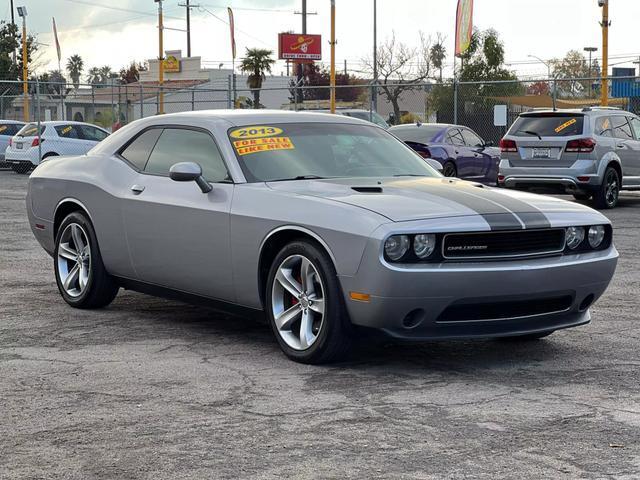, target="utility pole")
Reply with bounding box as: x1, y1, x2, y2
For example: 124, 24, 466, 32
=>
600, 0, 610, 106
294, 1, 317, 104
155, 0, 164, 114
330, 0, 336, 113
584, 46, 598, 98
10, 0, 16, 64
17, 6, 27, 121
179, 0, 199, 57
372, 0, 377, 112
